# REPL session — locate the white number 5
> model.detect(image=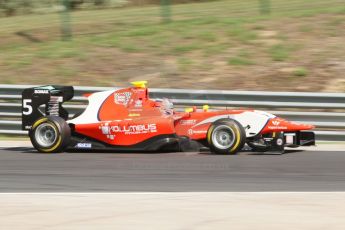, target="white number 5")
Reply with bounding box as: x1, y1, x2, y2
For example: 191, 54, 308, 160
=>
23, 99, 33, 115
